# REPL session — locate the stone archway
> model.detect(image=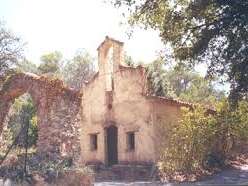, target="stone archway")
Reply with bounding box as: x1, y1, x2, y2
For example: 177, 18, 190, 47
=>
0, 73, 82, 160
